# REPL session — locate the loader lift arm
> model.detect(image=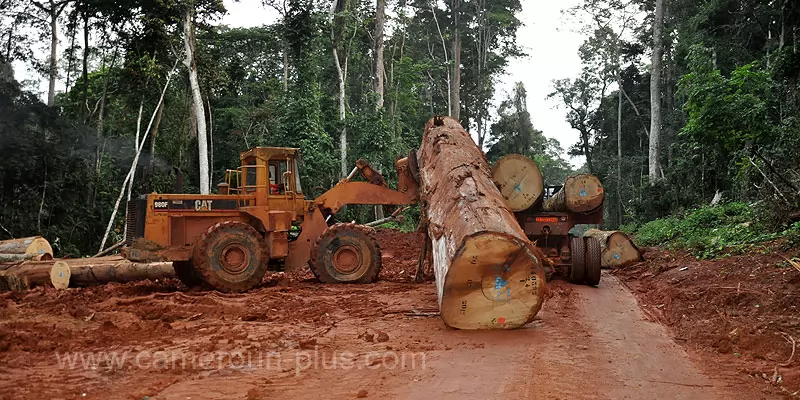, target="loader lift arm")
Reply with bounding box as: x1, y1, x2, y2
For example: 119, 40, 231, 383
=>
284, 155, 420, 272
